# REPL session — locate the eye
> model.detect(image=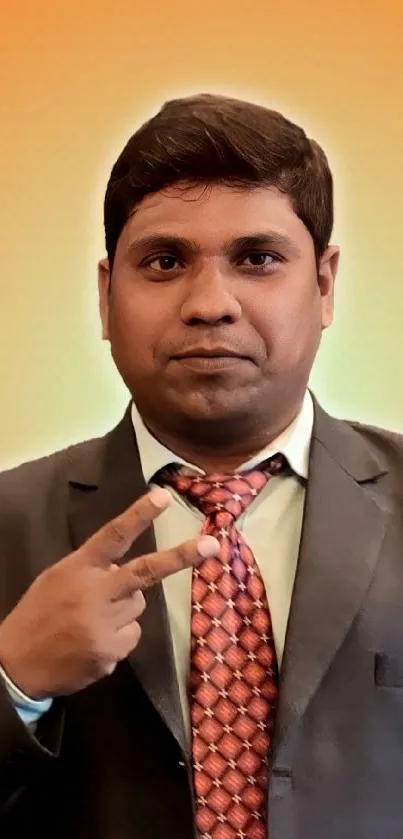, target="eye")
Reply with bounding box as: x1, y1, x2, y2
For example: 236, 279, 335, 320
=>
143, 254, 181, 272
239, 252, 279, 269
